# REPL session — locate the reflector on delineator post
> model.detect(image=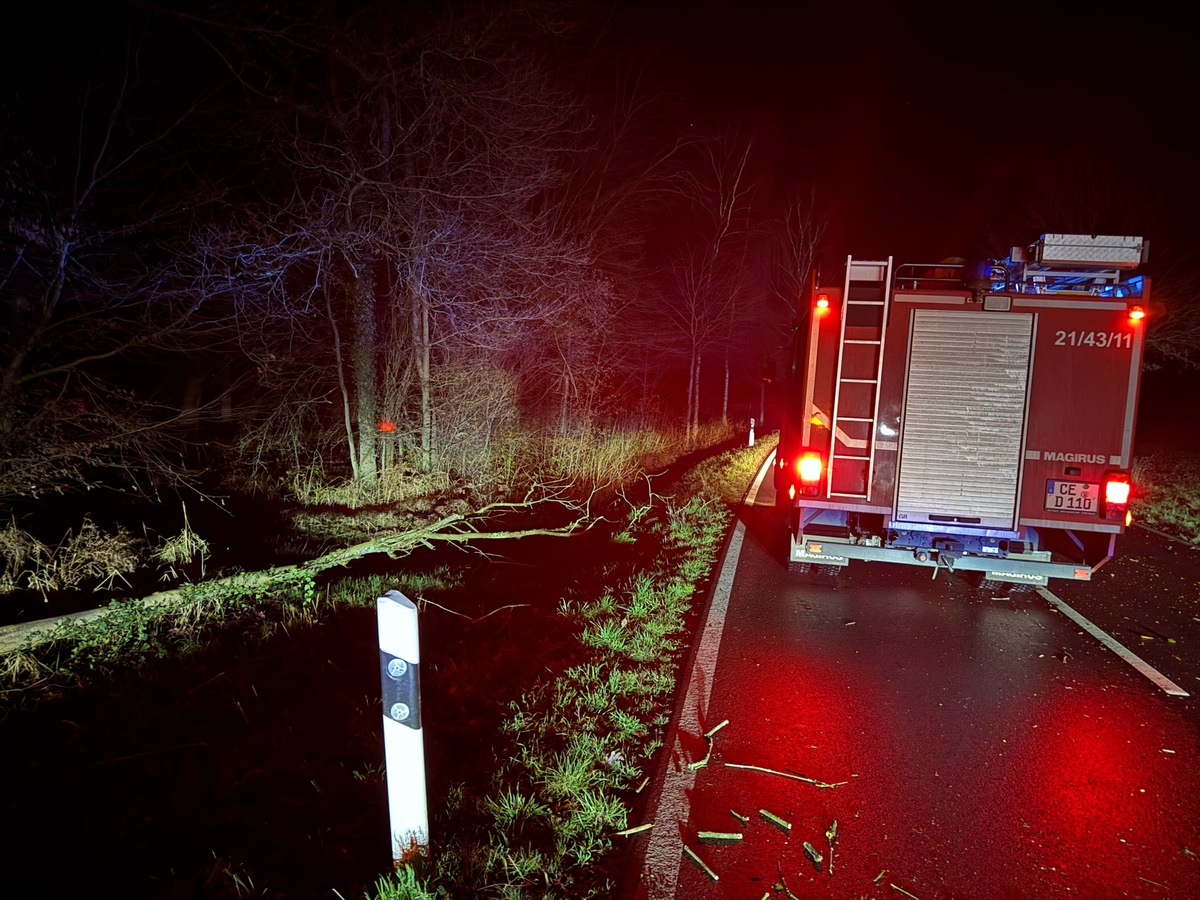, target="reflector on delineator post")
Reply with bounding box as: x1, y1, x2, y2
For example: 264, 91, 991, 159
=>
377, 589, 429, 868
